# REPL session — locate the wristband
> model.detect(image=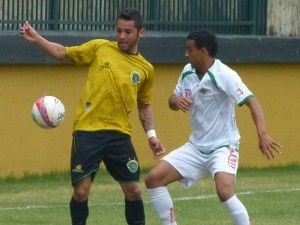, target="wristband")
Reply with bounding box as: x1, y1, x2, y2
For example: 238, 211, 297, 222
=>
146, 129, 157, 139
